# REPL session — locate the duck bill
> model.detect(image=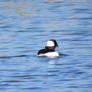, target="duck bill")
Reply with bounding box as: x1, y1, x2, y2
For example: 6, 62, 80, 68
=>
57, 46, 61, 48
